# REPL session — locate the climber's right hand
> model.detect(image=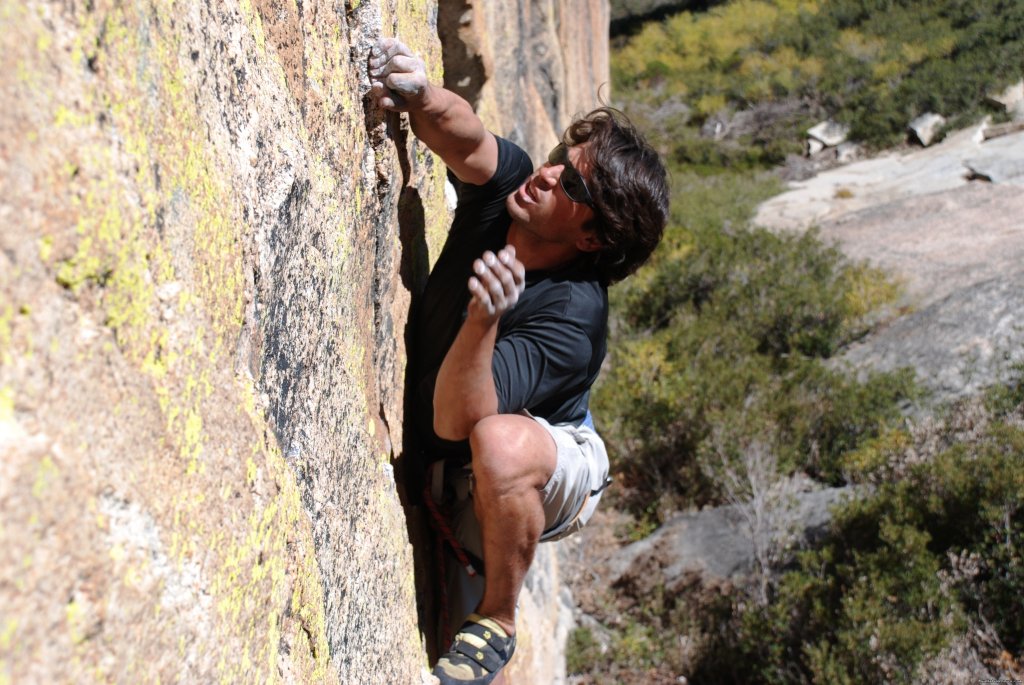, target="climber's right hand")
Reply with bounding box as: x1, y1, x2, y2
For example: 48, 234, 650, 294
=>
370, 37, 495, 185
467, 245, 526, 323
369, 38, 430, 112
